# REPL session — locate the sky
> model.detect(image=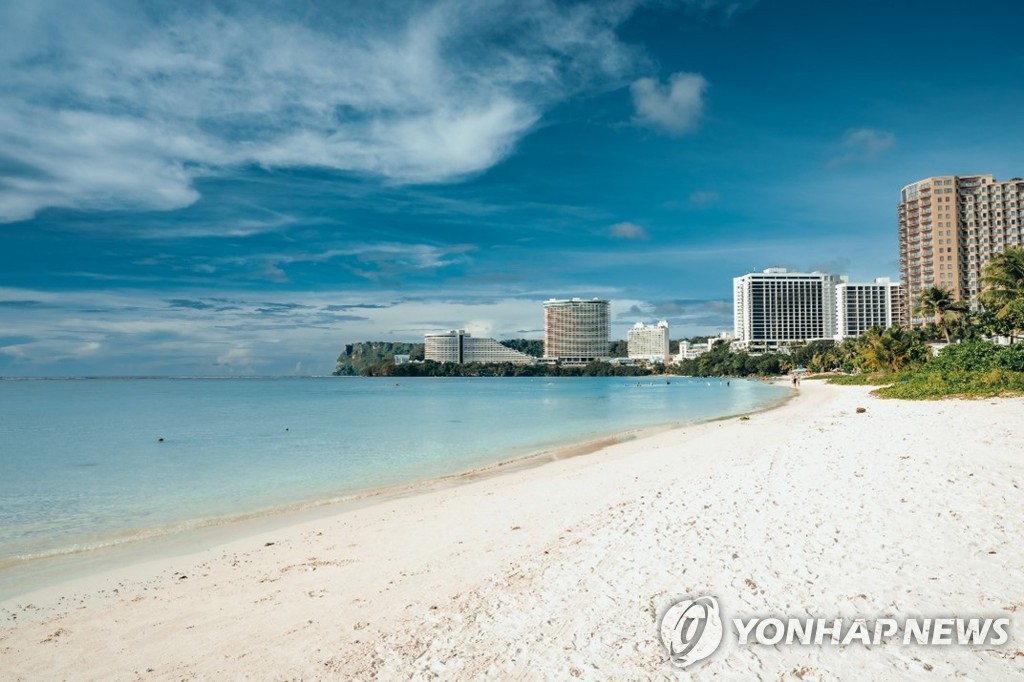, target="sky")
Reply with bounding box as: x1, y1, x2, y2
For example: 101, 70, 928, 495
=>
2, 0, 1023, 376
